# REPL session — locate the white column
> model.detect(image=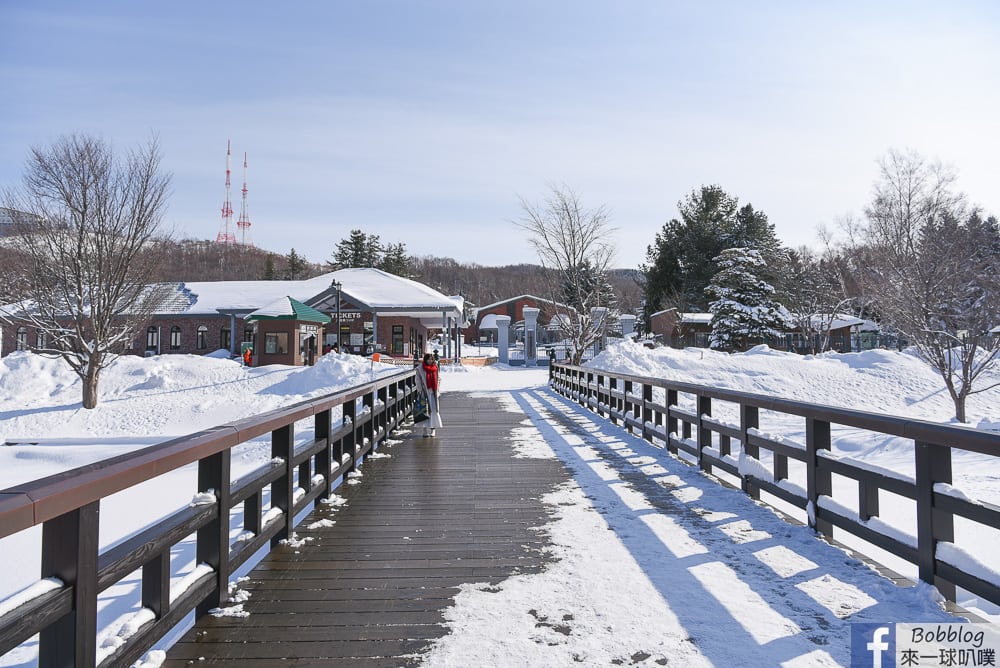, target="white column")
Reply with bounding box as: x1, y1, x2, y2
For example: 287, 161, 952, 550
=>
620, 314, 637, 338
523, 307, 539, 366
496, 315, 511, 365
591, 307, 608, 356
